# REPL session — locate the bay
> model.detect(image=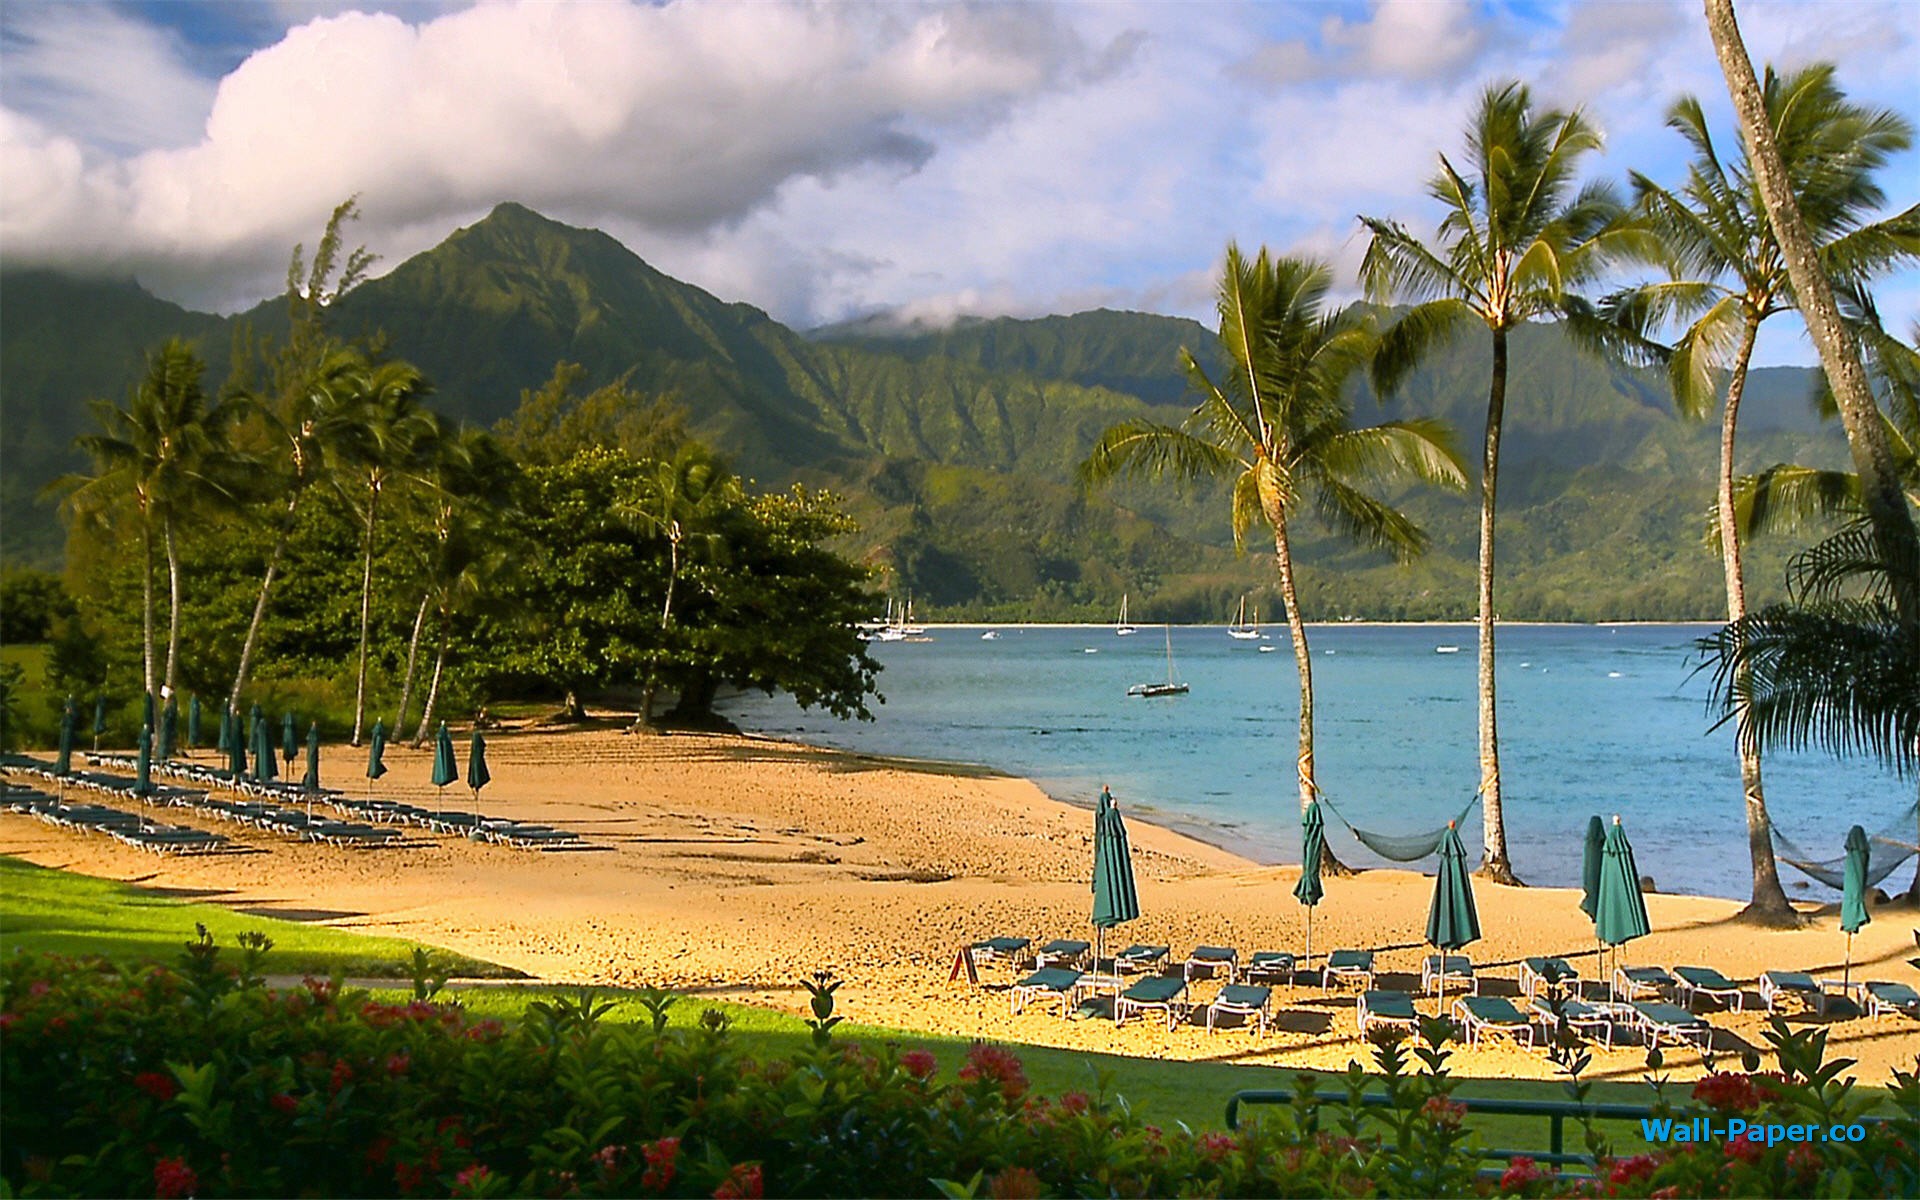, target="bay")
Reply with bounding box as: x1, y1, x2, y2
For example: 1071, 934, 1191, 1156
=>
720, 623, 1915, 901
